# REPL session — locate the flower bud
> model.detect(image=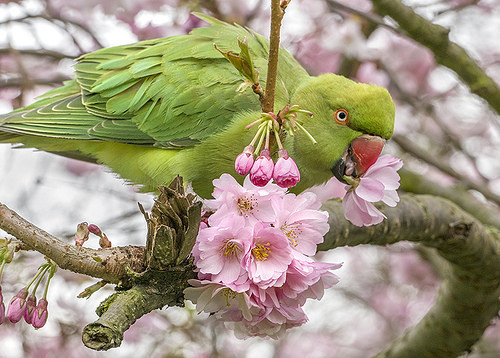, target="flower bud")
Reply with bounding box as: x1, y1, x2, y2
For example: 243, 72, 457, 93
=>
273, 149, 300, 188
249, 149, 274, 187
75, 222, 89, 246
23, 294, 37, 324
88, 224, 102, 237
6, 288, 28, 323
0, 287, 5, 324
235, 145, 255, 176
99, 234, 112, 249
32, 298, 48, 329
